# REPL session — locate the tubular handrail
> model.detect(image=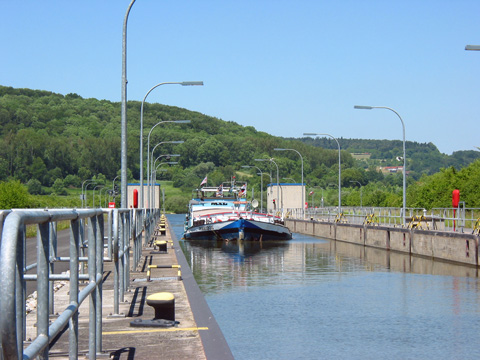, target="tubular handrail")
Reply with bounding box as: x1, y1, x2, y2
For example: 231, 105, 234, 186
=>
0, 207, 161, 359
